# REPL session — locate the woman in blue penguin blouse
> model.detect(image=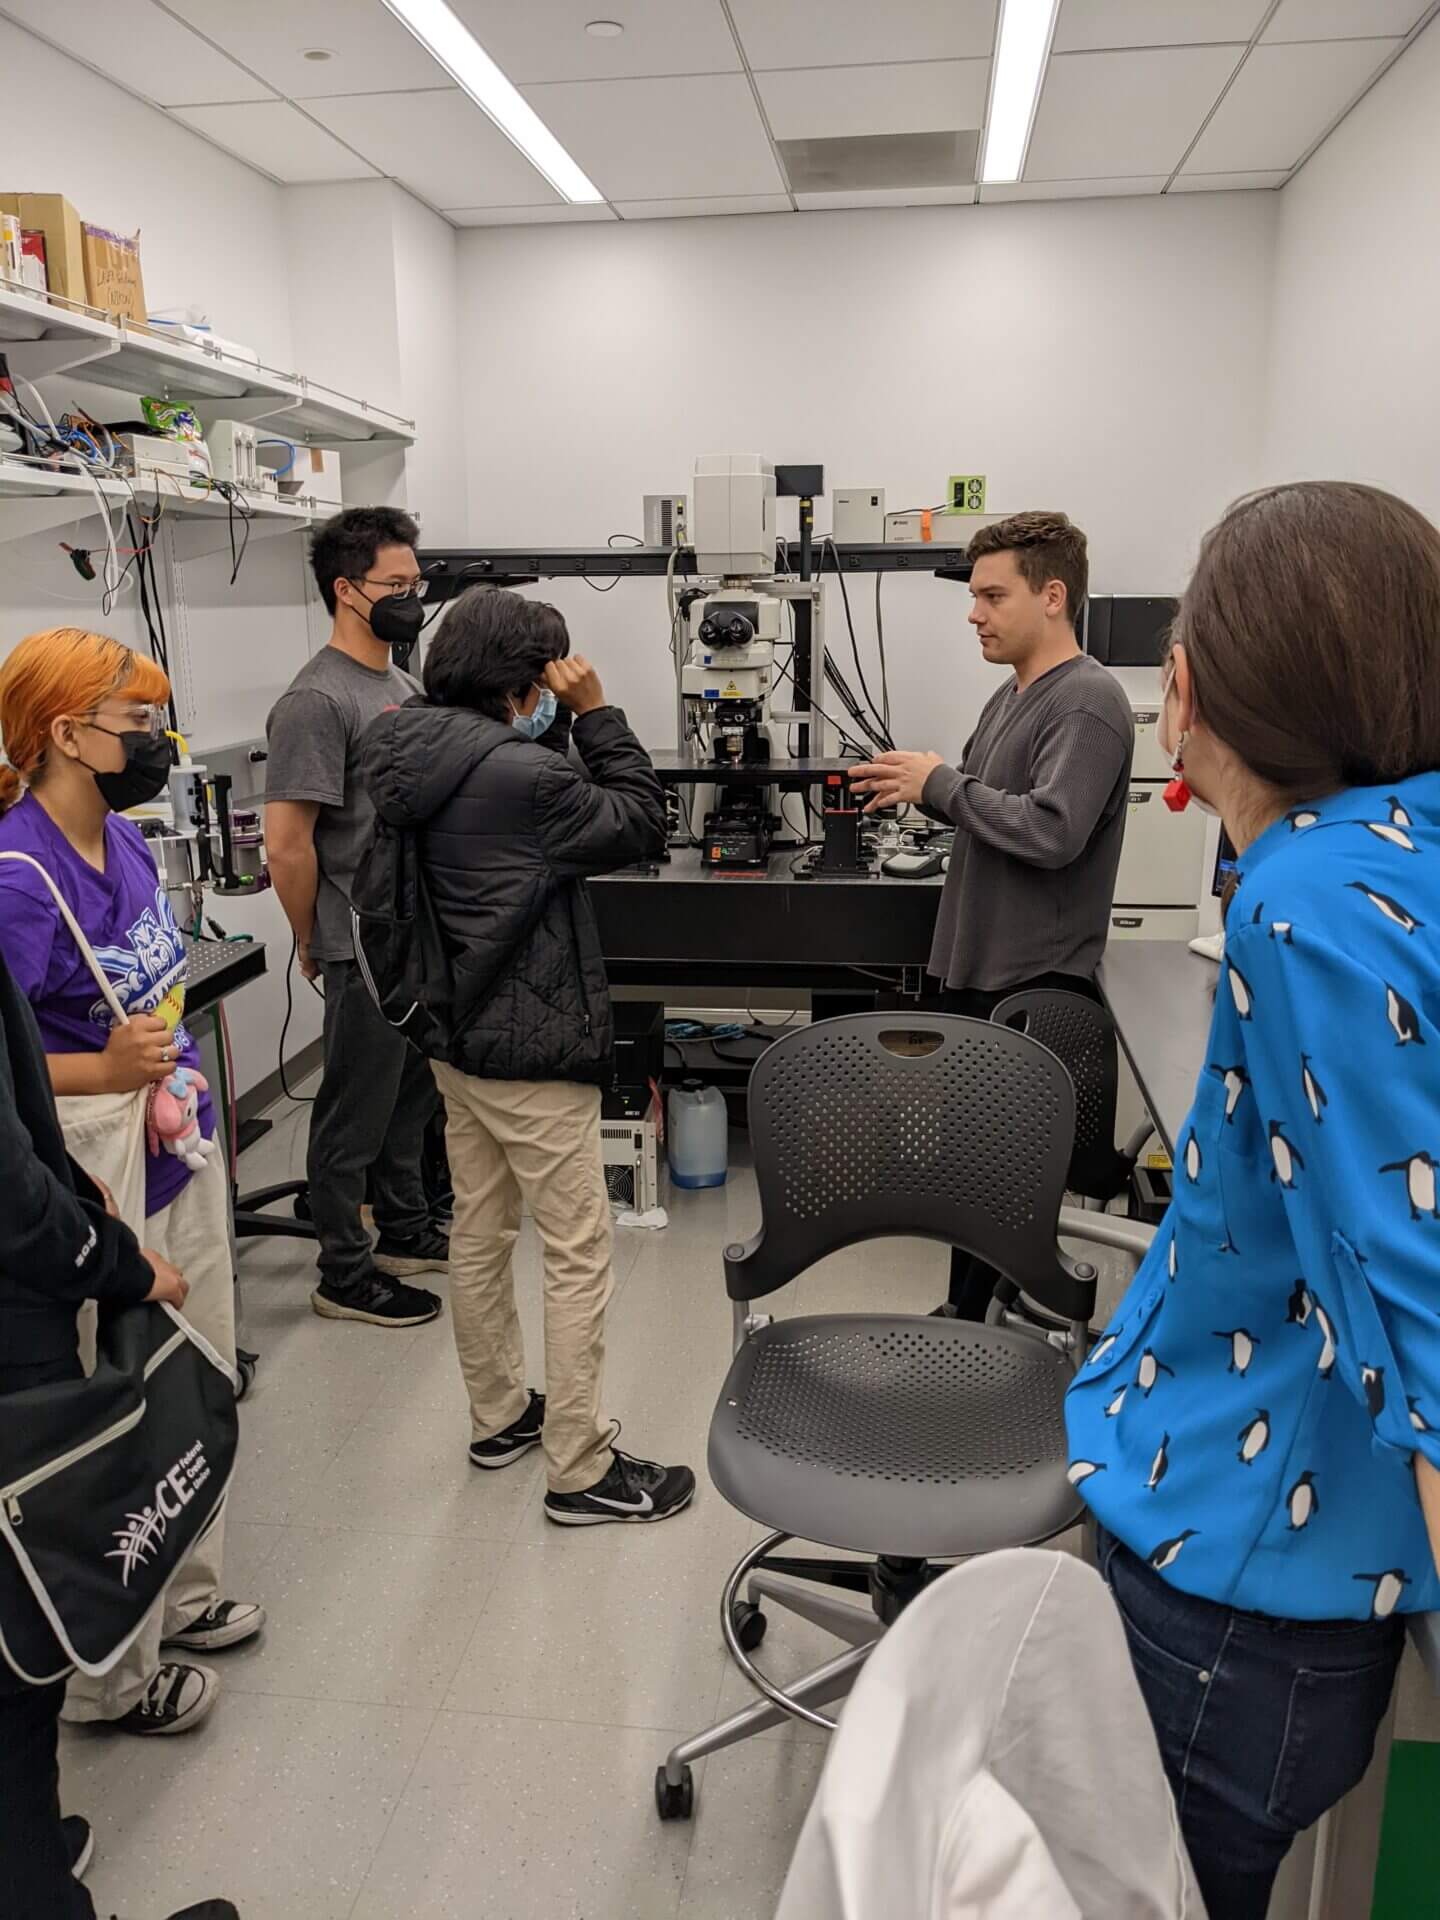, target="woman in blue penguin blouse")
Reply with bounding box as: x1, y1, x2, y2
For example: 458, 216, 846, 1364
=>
1065, 482, 1440, 1920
